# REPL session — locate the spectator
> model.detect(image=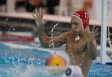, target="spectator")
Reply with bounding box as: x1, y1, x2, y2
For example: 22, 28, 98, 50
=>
0, 0, 6, 12
0, 0, 6, 6
47, 0, 59, 14
25, 0, 42, 12
25, 0, 59, 14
